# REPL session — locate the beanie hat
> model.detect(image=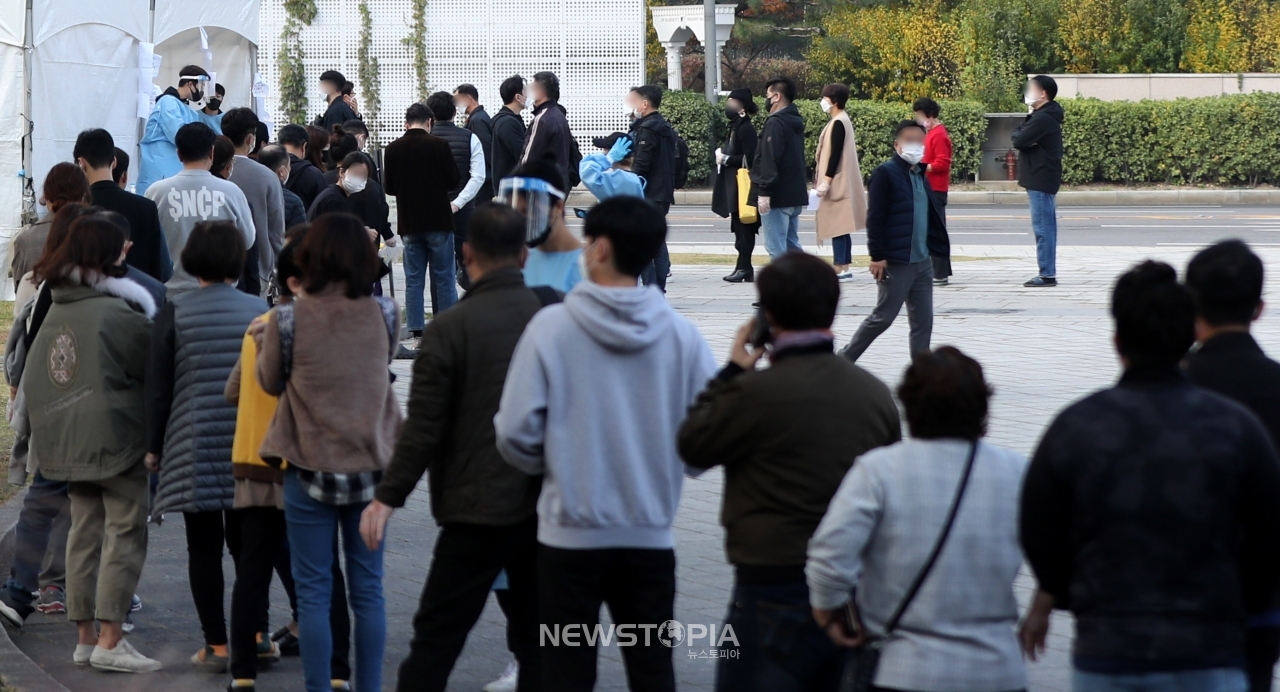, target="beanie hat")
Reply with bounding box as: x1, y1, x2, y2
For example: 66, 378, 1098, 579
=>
727, 88, 757, 115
